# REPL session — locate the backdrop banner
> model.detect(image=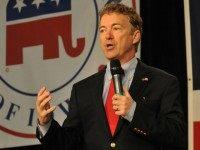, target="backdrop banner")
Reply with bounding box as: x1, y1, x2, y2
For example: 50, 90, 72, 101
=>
0, 0, 139, 148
